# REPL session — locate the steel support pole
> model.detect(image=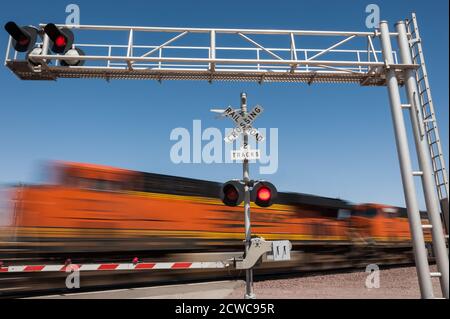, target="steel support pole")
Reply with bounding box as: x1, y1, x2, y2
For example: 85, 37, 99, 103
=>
396, 21, 449, 299
379, 21, 435, 299
42, 34, 50, 56
241, 92, 255, 299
